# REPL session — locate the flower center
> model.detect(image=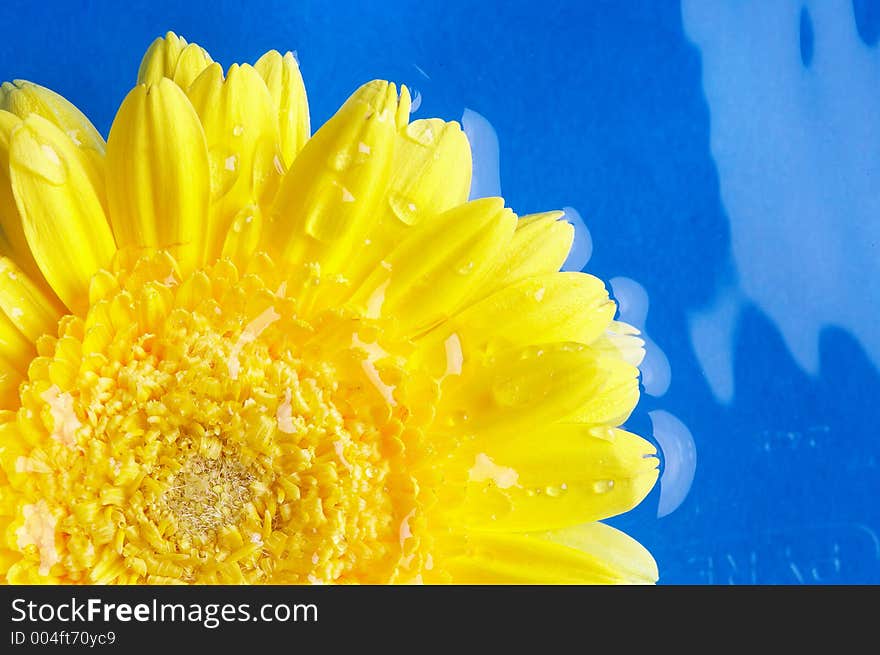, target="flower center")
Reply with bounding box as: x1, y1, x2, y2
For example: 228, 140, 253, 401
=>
156, 455, 255, 544
2, 252, 437, 584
